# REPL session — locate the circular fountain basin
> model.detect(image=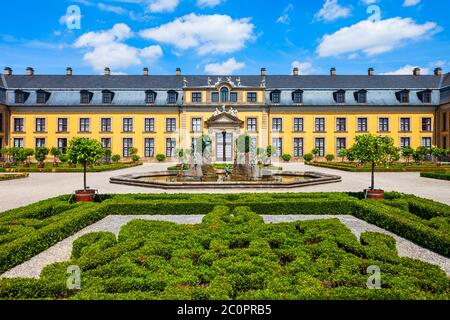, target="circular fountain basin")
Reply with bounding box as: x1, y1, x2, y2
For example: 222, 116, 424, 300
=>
110, 170, 341, 189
